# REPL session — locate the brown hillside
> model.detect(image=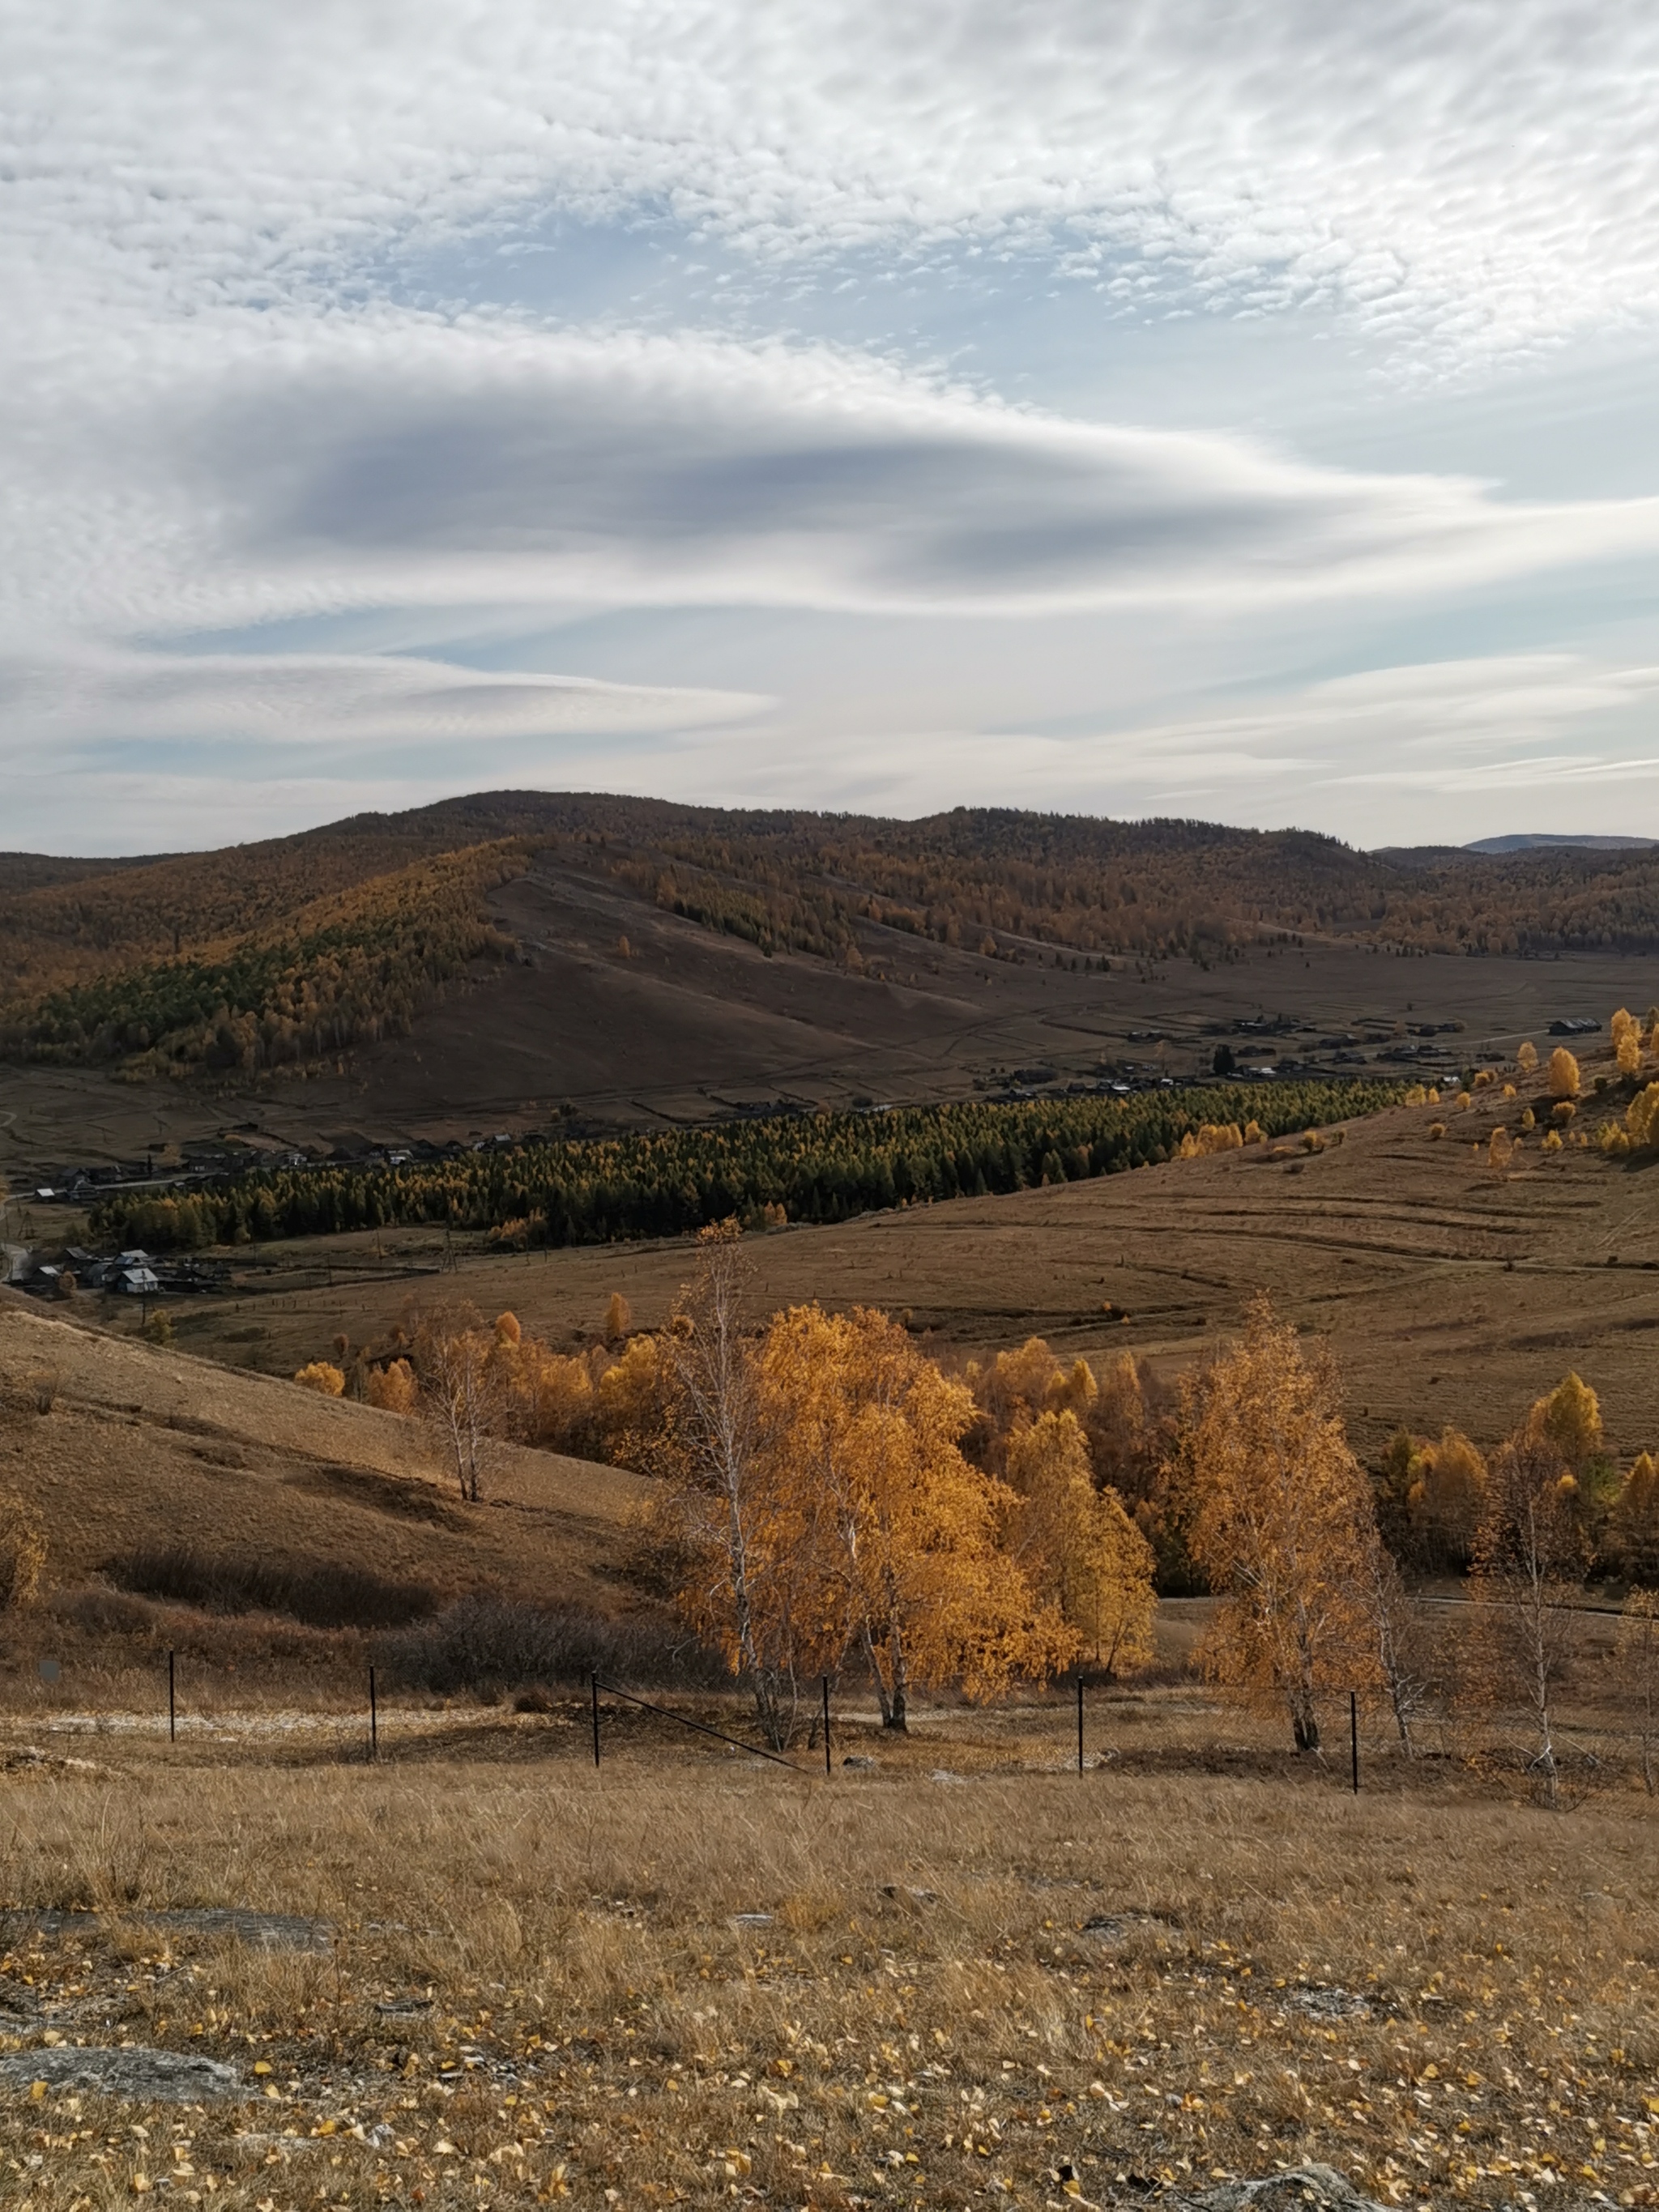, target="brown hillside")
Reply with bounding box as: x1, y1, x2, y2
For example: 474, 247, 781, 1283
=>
0, 1296, 646, 1609
10, 786, 1659, 1099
